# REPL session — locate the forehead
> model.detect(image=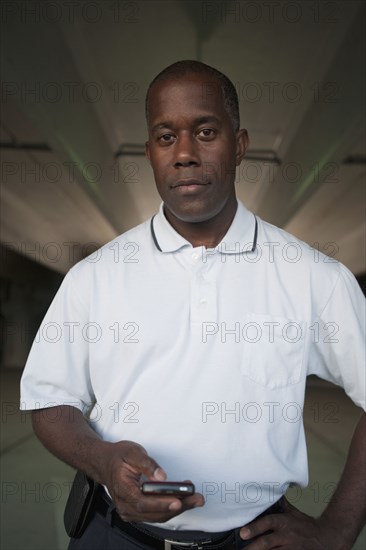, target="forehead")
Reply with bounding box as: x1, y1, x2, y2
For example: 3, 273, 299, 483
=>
147, 73, 228, 124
